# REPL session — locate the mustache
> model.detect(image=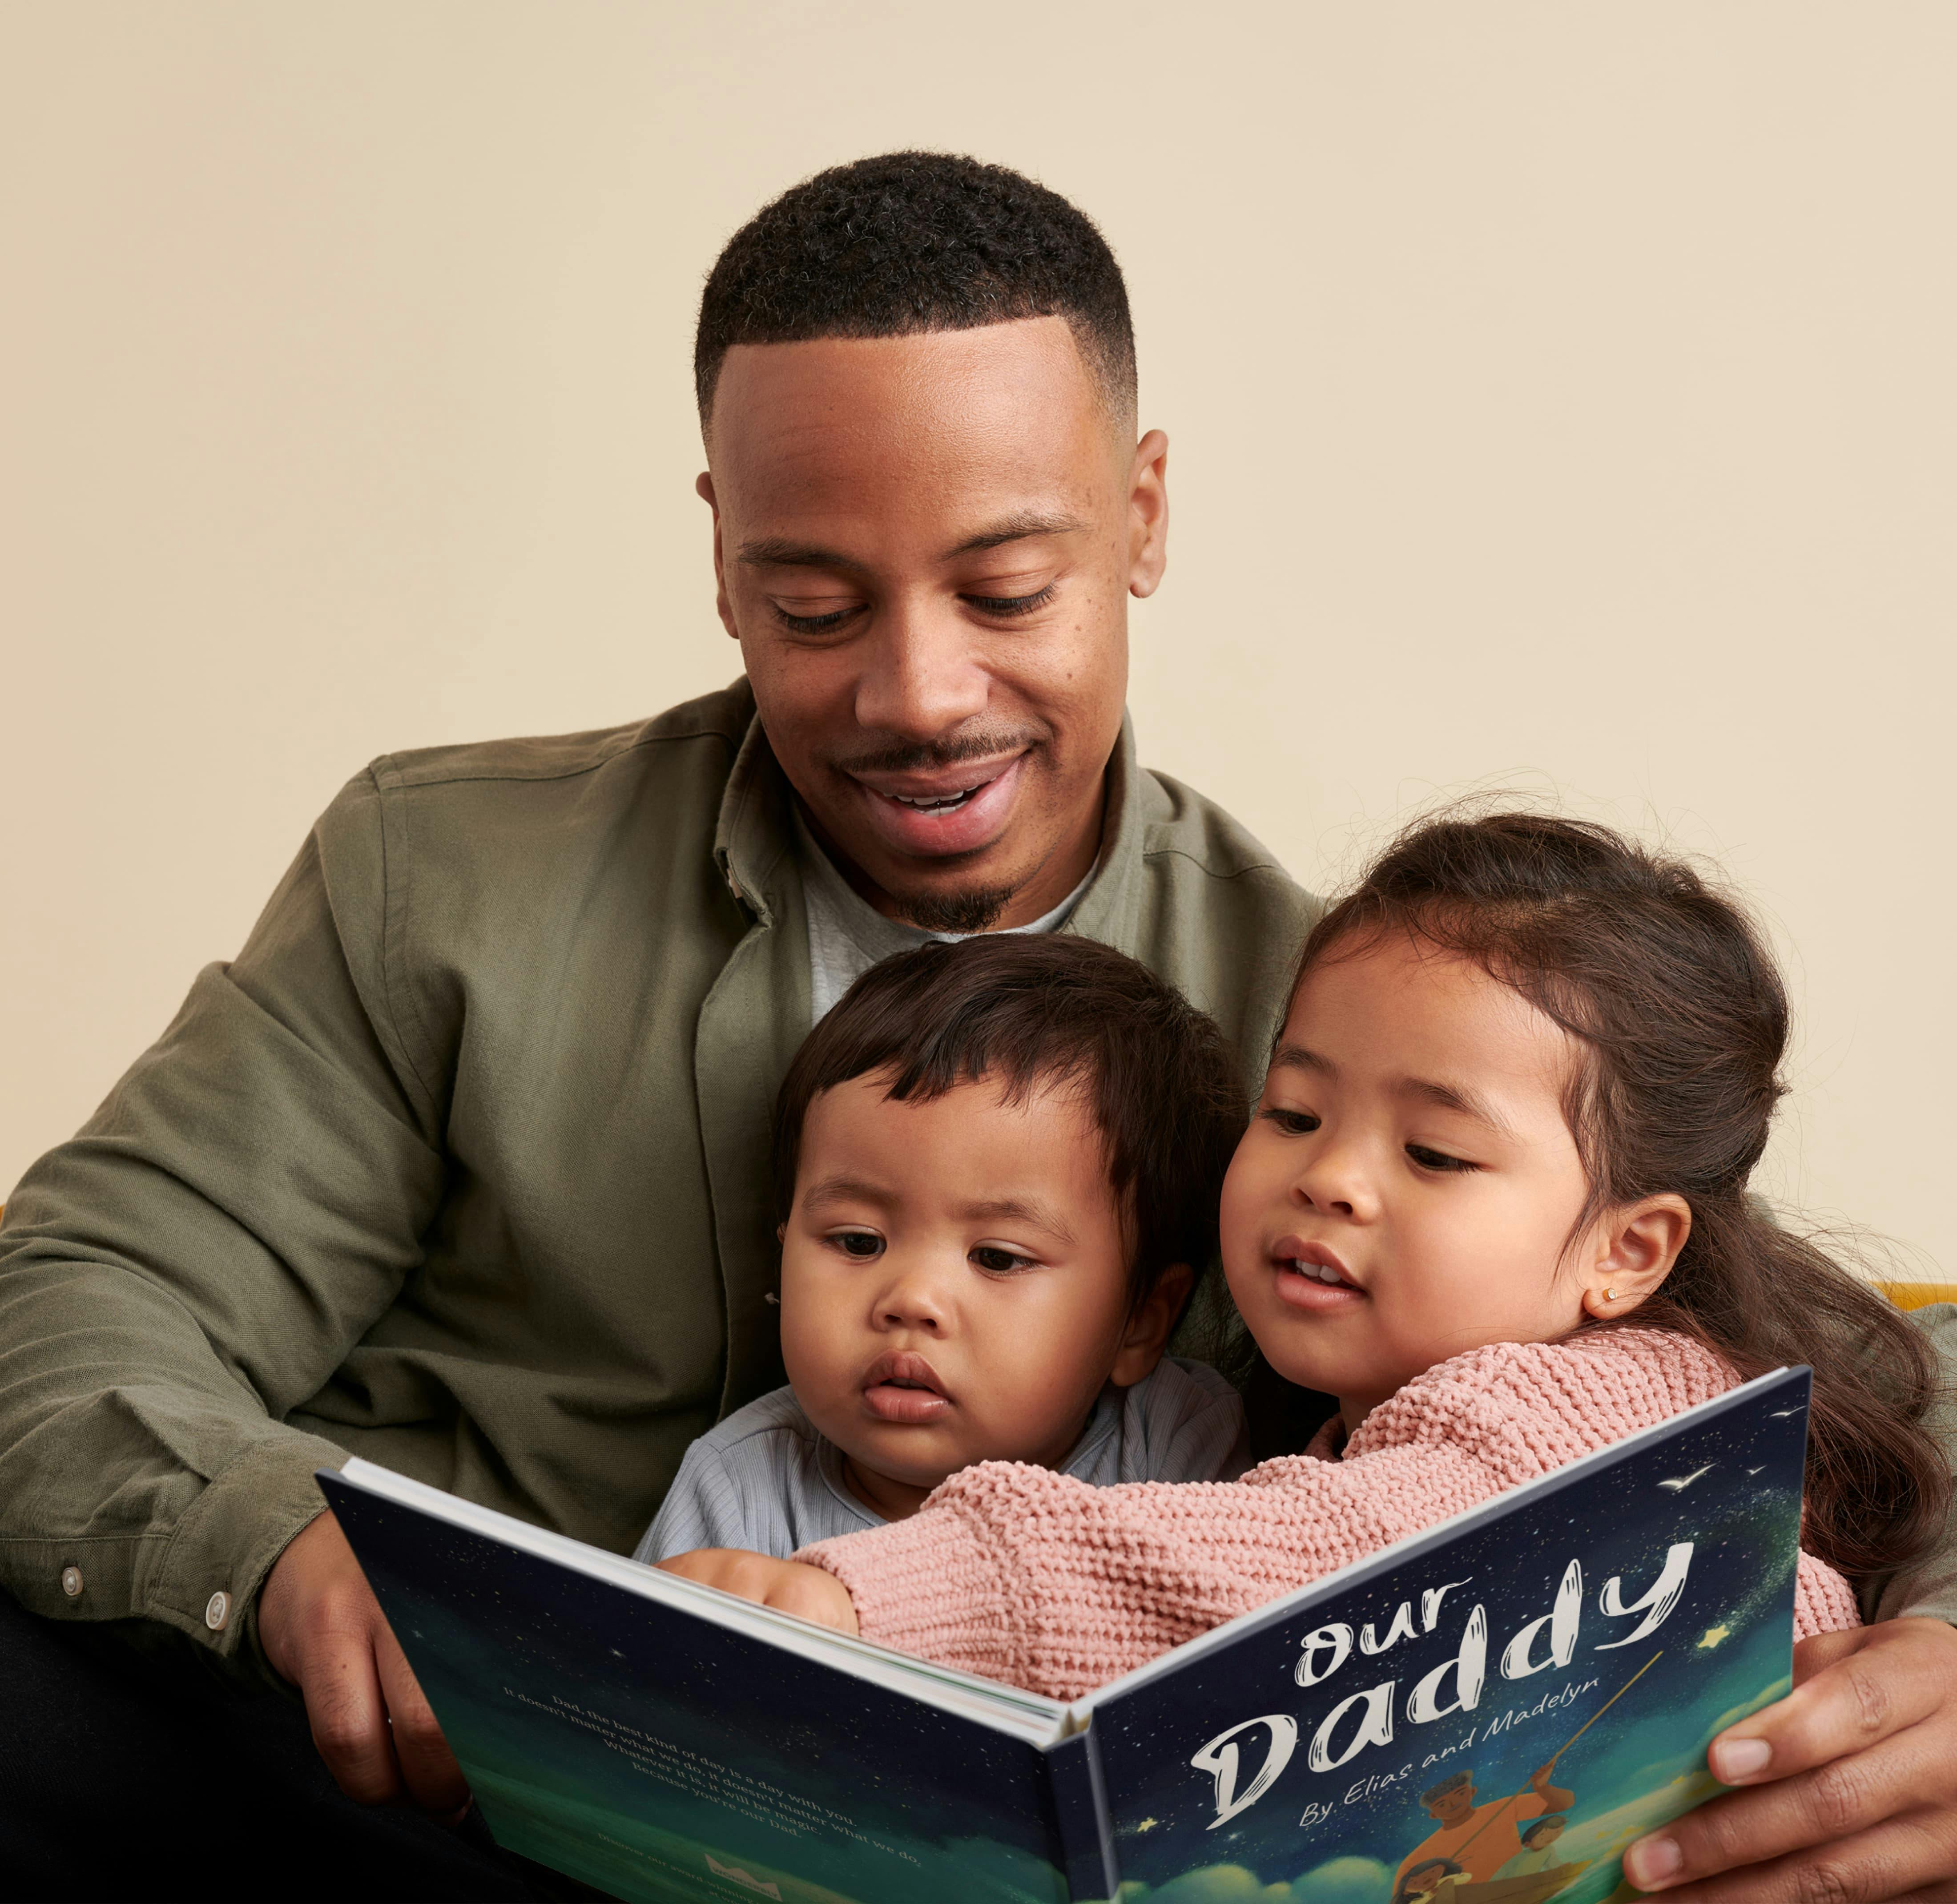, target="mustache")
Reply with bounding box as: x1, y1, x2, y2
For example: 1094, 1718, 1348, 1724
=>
829, 724, 1046, 779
